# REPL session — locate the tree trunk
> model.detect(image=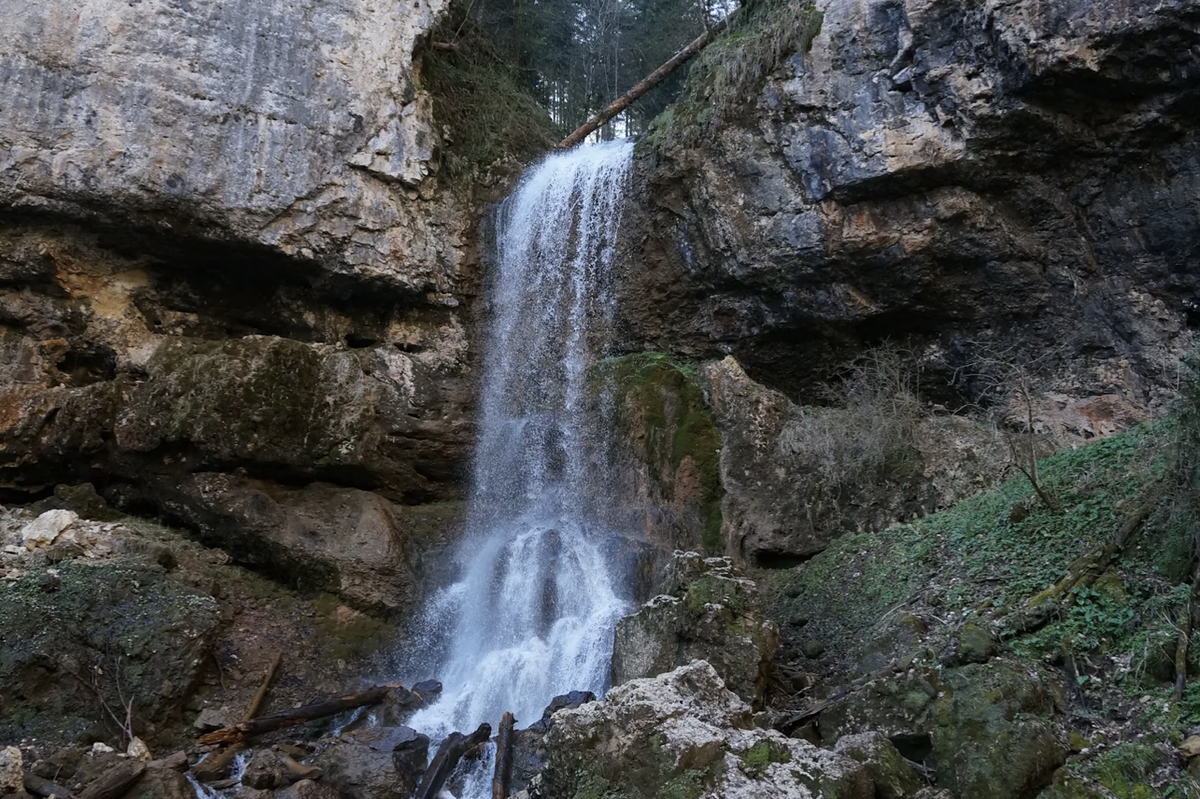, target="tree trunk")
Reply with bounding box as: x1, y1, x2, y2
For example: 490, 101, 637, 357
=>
492, 712, 515, 799
76, 762, 146, 799
414, 723, 493, 799
23, 773, 72, 798
198, 685, 396, 746
557, 26, 717, 149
